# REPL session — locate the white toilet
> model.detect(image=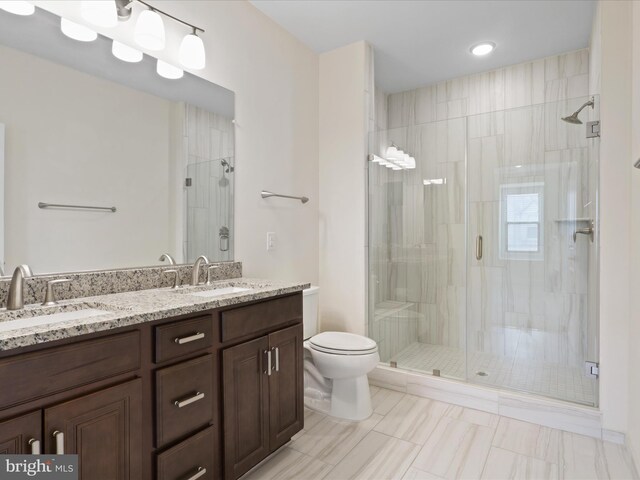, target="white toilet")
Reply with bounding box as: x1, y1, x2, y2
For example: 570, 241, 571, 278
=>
302, 286, 379, 421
